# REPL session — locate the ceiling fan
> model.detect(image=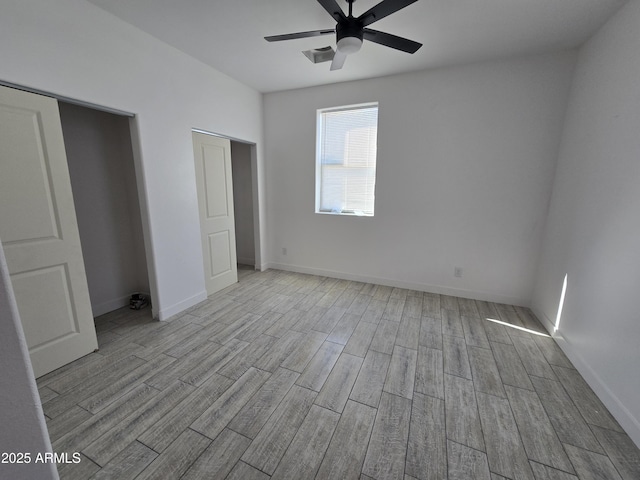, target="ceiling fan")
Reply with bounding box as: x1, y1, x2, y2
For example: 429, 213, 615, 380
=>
265, 0, 422, 71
